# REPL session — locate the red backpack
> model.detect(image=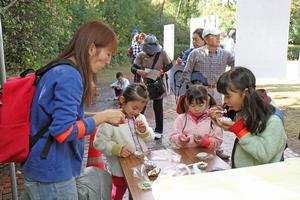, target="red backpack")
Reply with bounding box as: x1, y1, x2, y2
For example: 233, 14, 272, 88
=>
0, 59, 76, 163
